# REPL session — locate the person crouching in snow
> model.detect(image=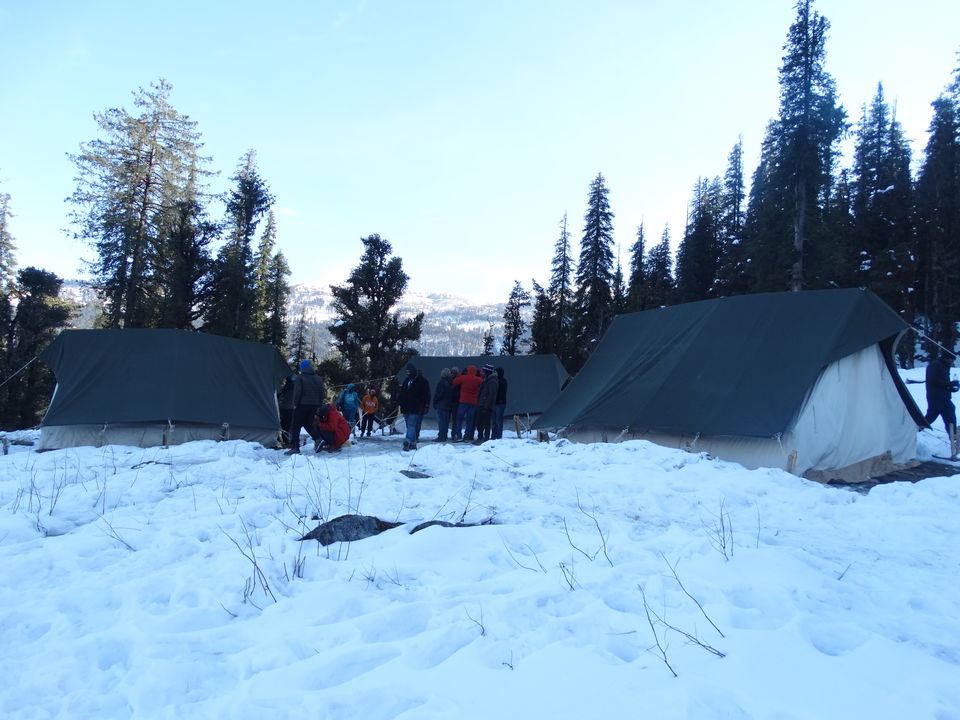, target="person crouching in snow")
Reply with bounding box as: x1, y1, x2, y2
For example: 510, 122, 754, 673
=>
314, 403, 352, 452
